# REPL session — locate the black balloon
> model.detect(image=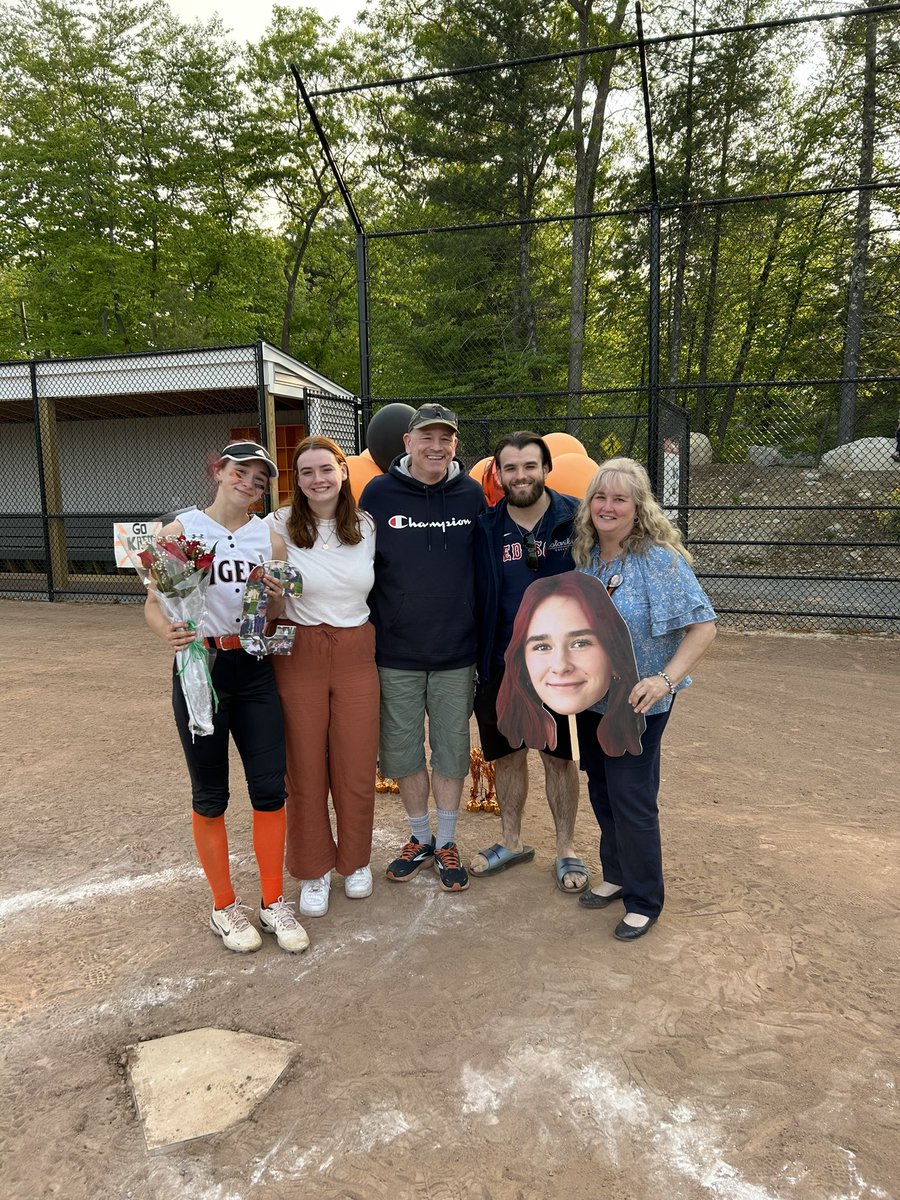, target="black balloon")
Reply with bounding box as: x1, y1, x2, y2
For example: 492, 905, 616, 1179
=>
365, 403, 416, 472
